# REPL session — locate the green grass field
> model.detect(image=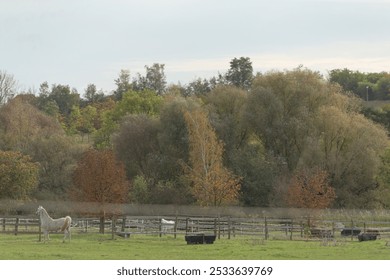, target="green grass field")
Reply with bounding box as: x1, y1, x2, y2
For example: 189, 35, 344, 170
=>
0, 233, 389, 260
